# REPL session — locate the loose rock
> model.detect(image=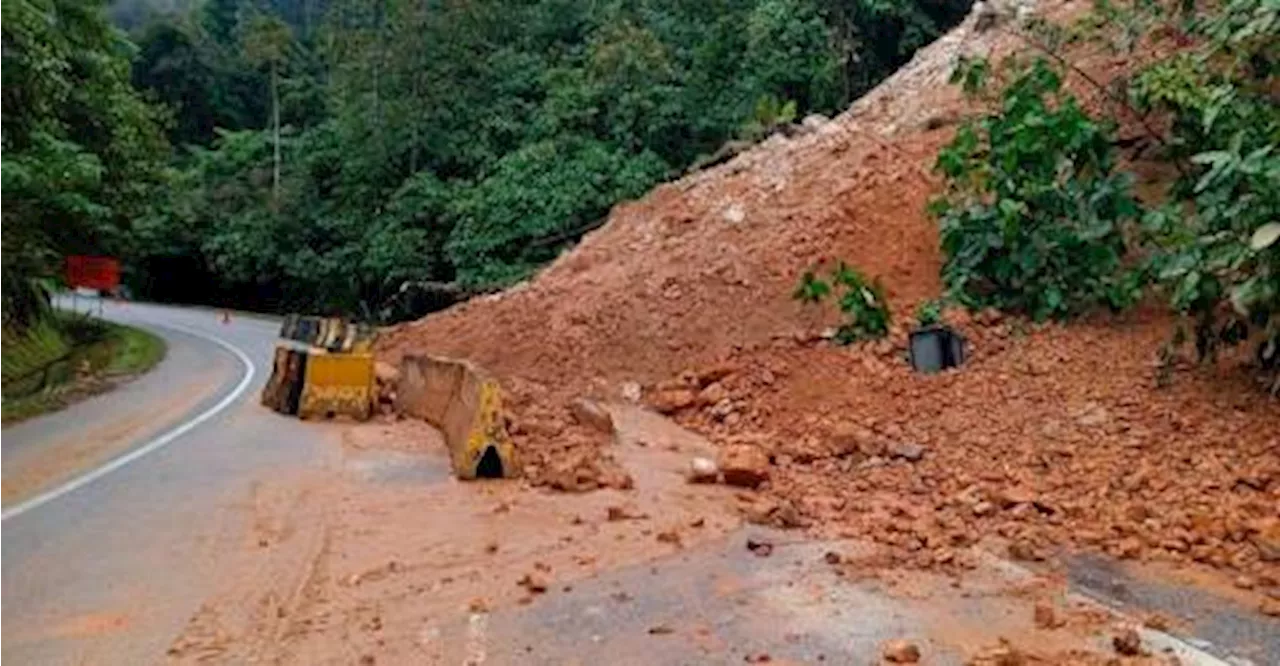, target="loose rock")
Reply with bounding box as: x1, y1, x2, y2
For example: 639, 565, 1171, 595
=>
882, 639, 921, 663
966, 639, 1026, 666
697, 362, 737, 385
518, 572, 549, 594
828, 422, 877, 457
888, 442, 926, 462
374, 360, 400, 384
647, 387, 697, 414
1112, 628, 1142, 656
687, 457, 720, 483
771, 500, 808, 528
993, 486, 1035, 509
746, 538, 774, 557
718, 444, 771, 488
698, 382, 730, 406
1032, 602, 1062, 629
570, 399, 614, 434
1251, 523, 1280, 562
607, 505, 647, 521
1142, 614, 1171, 631
1007, 539, 1044, 562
